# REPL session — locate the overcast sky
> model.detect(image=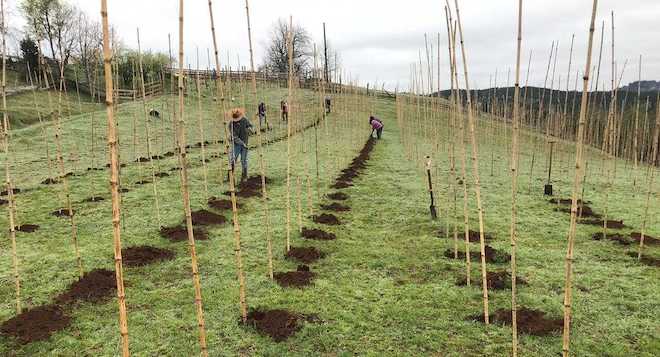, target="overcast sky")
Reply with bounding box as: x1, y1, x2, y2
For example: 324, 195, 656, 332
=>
8, 0, 660, 91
